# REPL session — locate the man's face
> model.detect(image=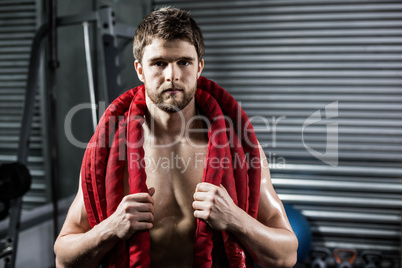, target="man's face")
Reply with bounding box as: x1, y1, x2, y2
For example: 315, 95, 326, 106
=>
135, 38, 204, 113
